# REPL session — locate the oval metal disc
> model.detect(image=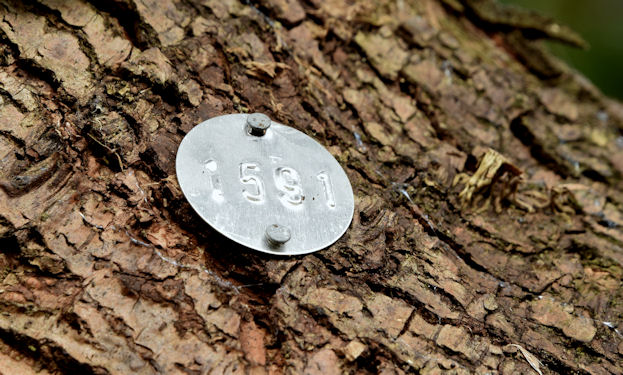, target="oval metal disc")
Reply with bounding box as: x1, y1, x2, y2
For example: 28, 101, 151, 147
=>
176, 113, 354, 255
